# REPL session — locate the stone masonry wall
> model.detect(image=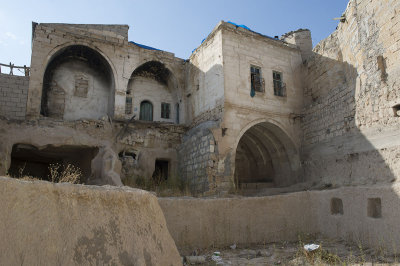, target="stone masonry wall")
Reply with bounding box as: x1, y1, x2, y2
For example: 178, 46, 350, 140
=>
303, 0, 400, 146
178, 121, 218, 195
0, 74, 29, 120
190, 104, 223, 128
302, 37, 357, 146
39, 23, 129, 40
301, 0, 400, 187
